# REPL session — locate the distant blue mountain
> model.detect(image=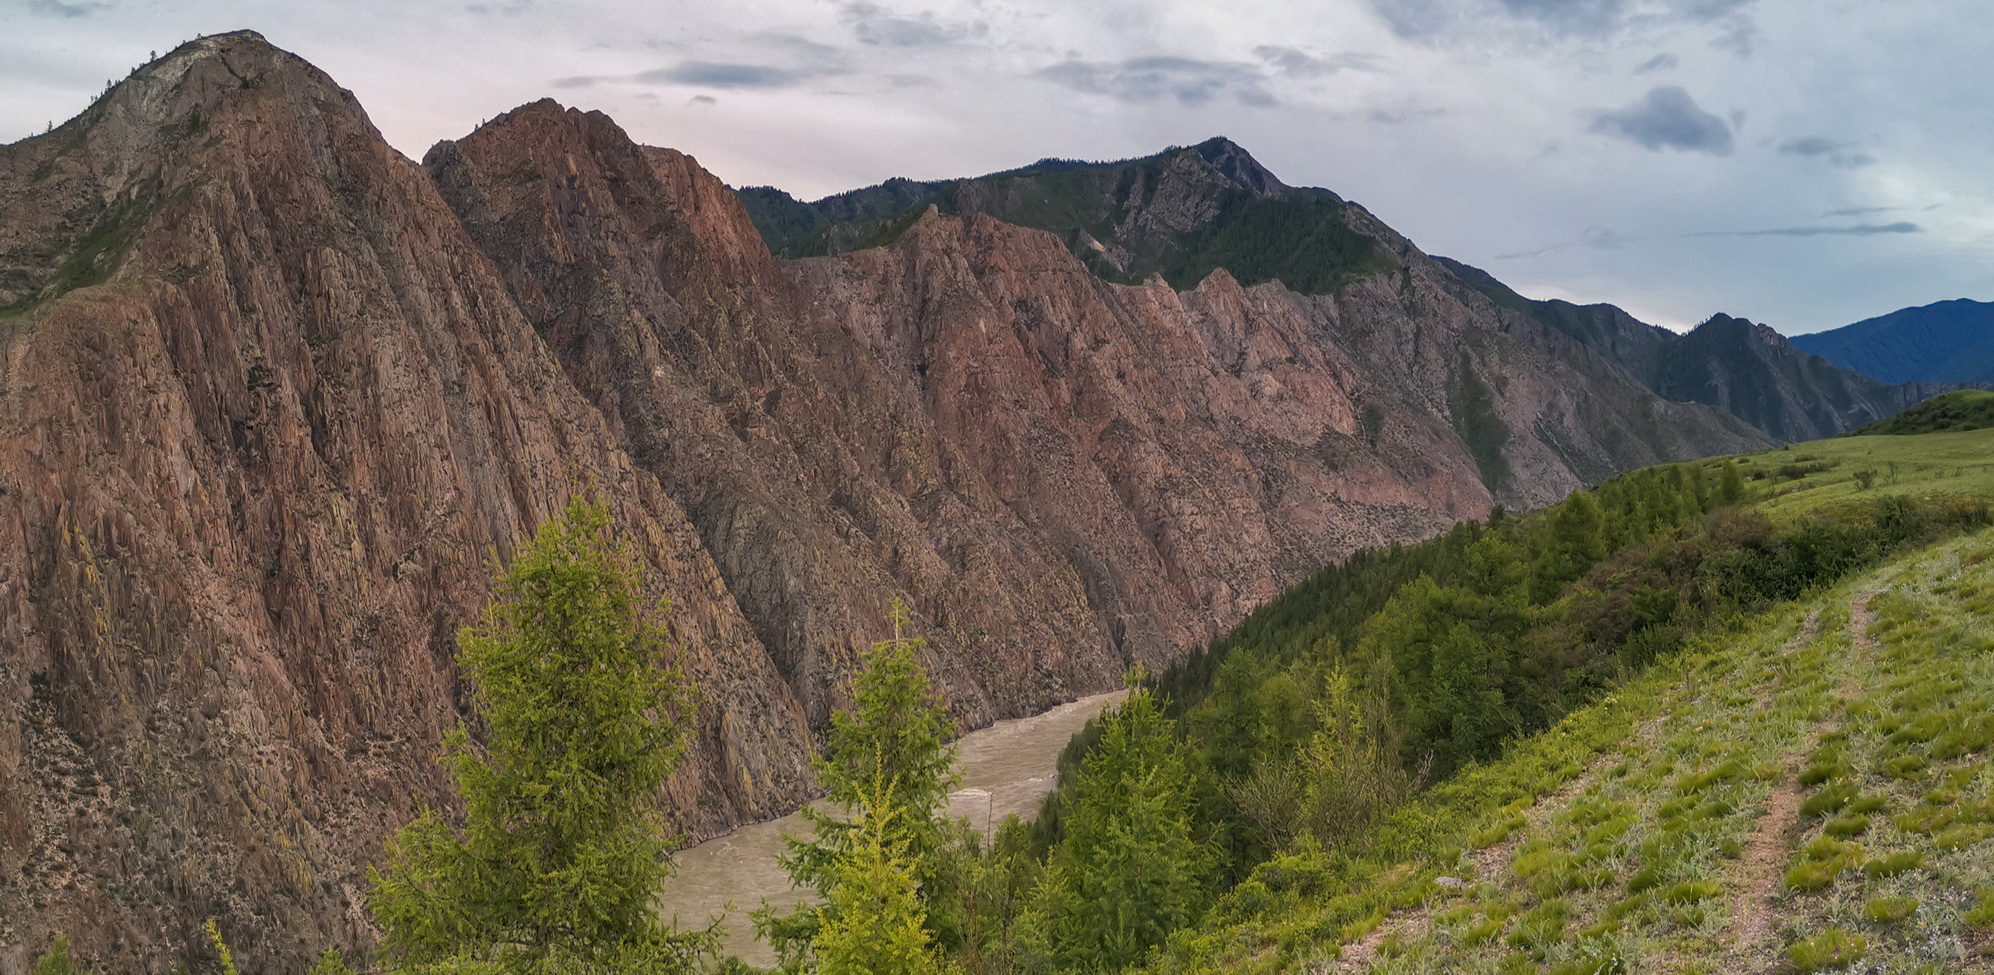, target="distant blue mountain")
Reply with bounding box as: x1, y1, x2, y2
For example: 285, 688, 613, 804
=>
1790, 299, 1994, 384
